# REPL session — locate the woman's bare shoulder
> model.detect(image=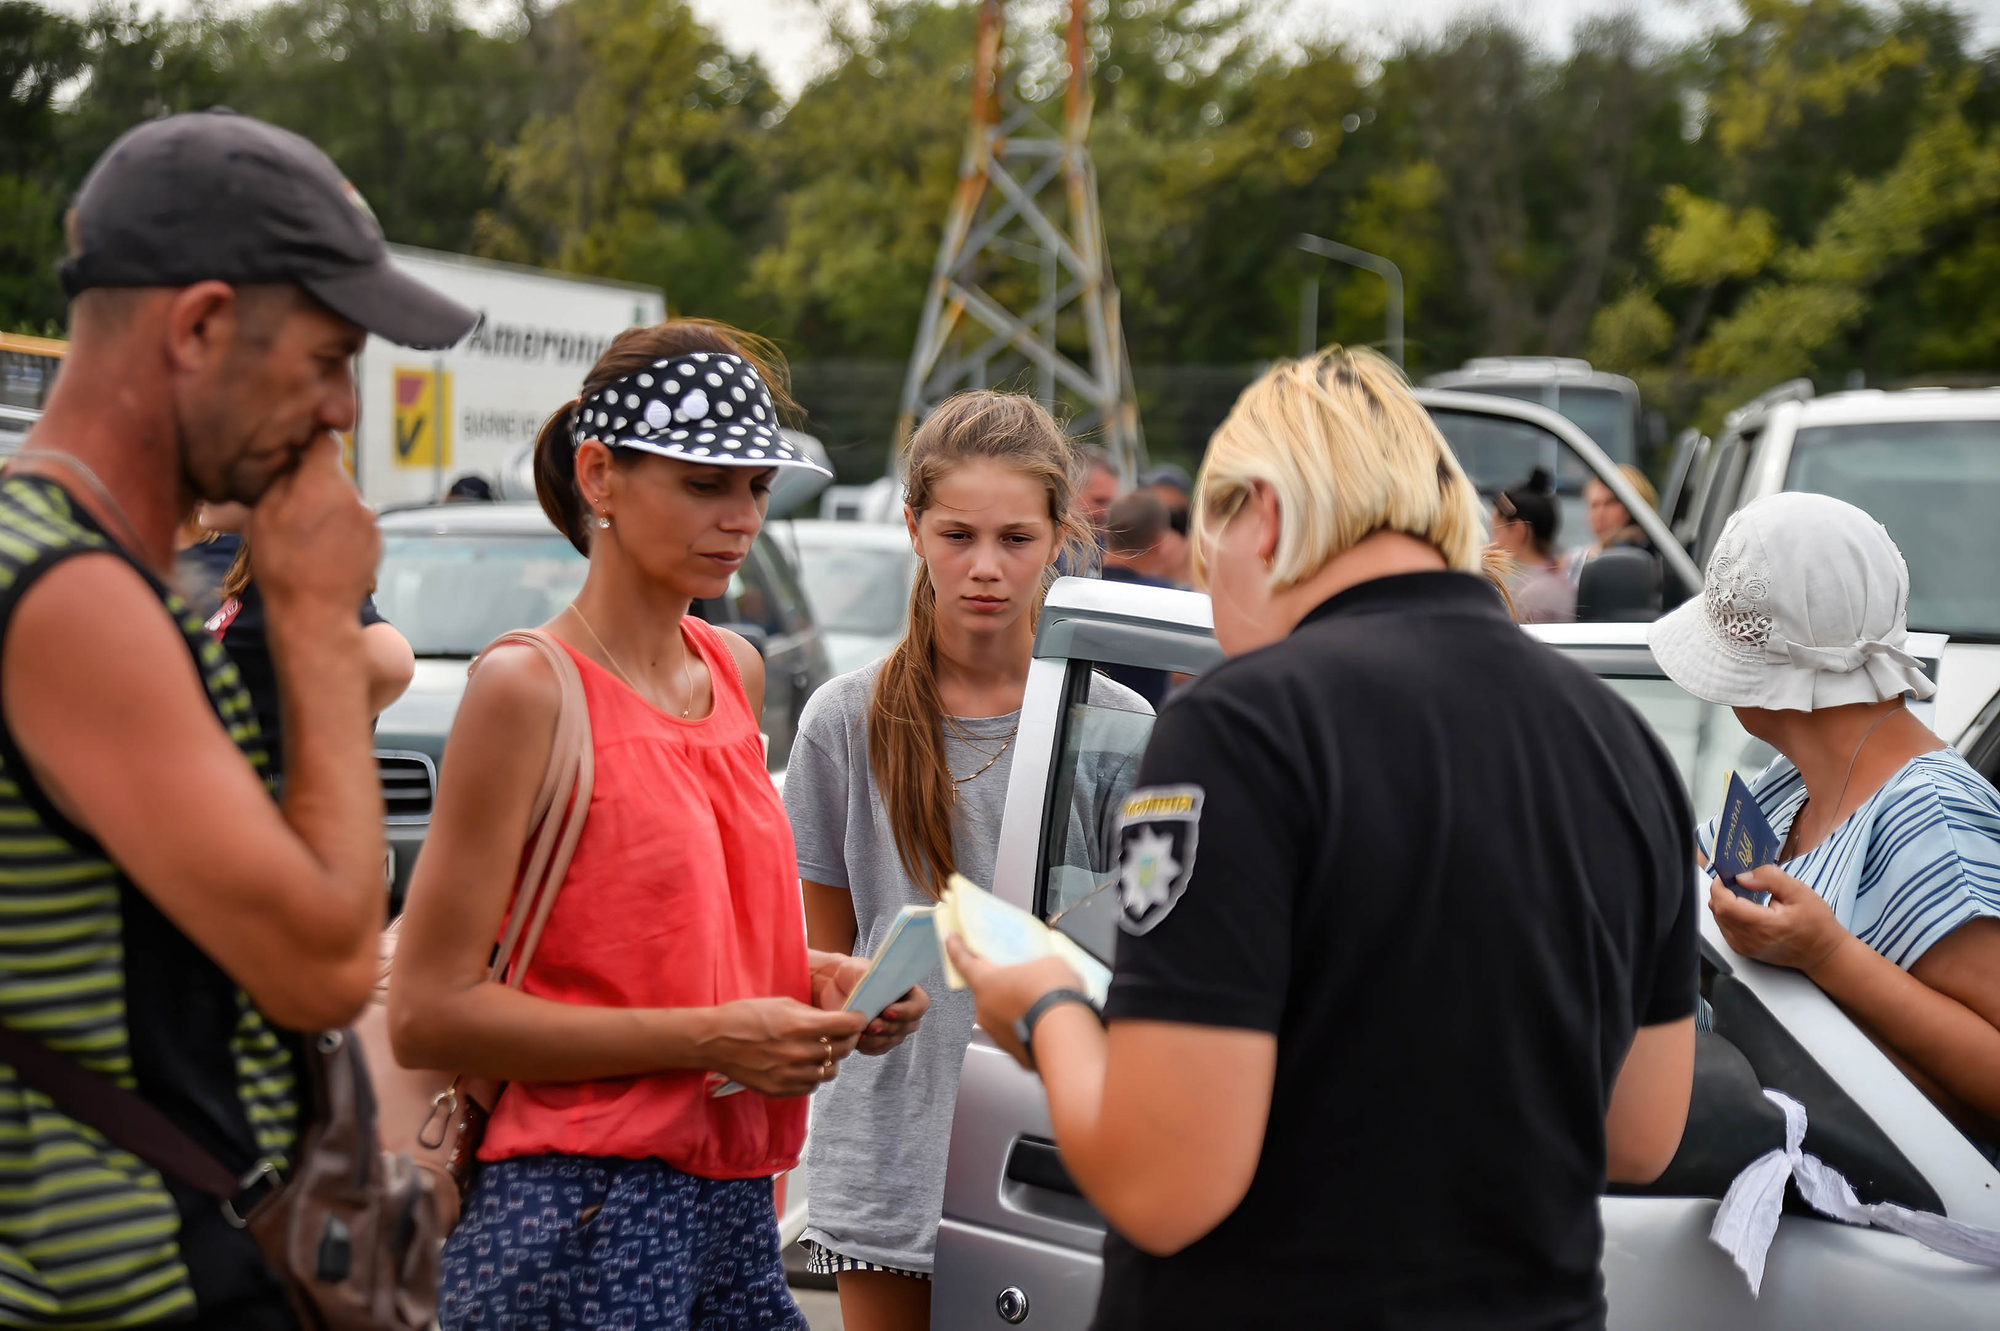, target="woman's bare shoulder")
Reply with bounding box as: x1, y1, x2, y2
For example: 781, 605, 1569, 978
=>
462, 636, 564, 725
